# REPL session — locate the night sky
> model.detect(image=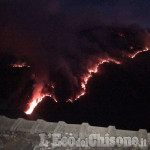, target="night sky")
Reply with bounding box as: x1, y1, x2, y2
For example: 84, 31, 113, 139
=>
0, 0, 150, 131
